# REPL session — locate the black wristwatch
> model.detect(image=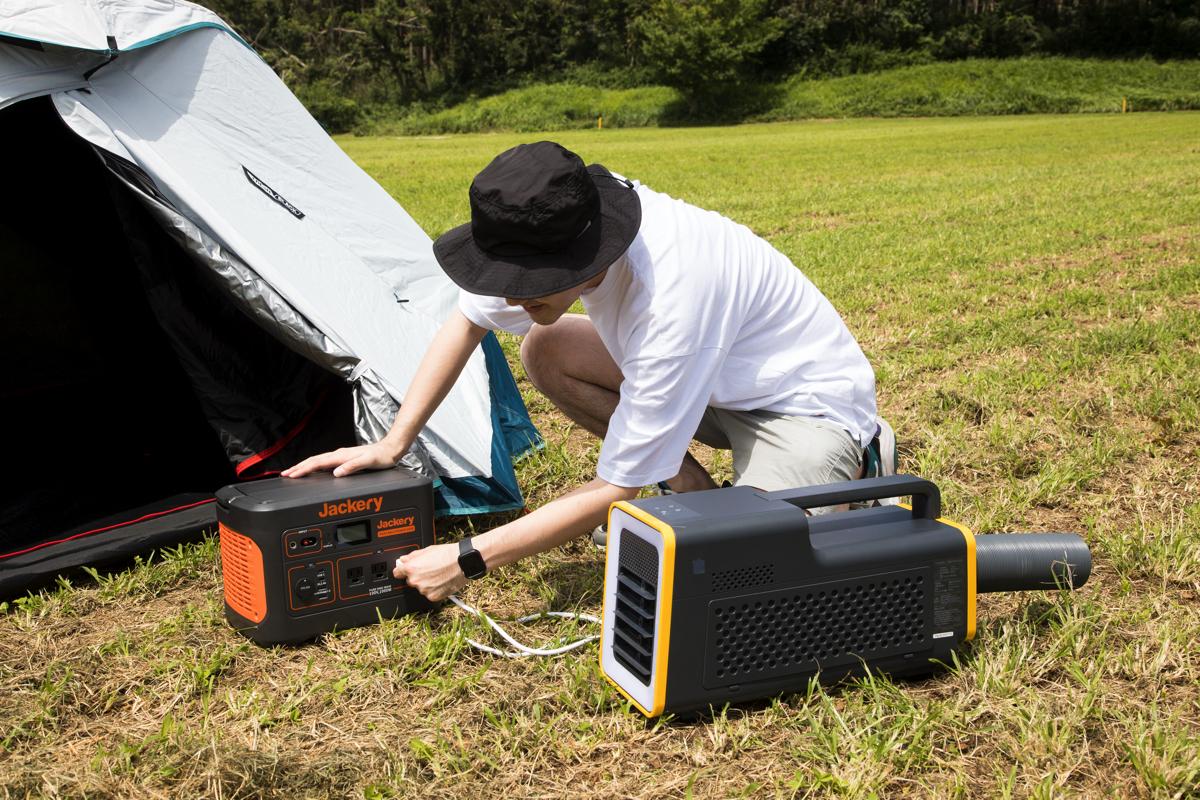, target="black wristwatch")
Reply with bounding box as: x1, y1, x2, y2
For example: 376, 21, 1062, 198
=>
457, 536, 487, 580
